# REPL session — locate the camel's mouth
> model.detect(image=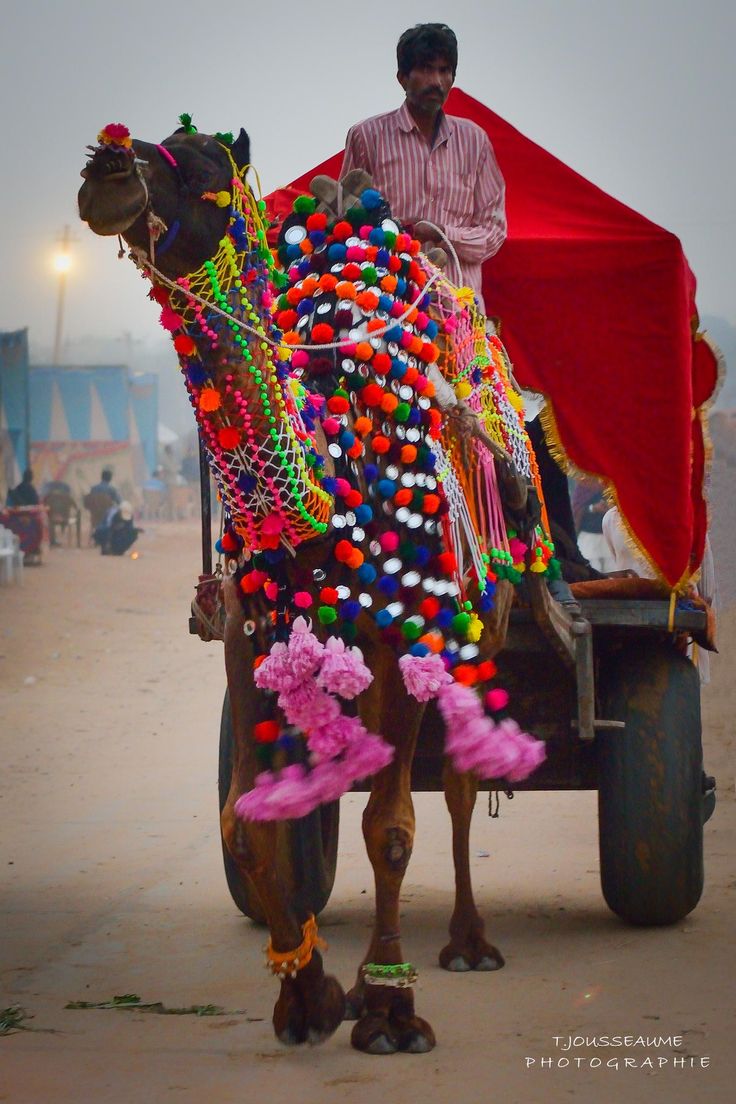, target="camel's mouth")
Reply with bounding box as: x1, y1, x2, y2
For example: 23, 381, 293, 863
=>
78, 154, 148, 237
